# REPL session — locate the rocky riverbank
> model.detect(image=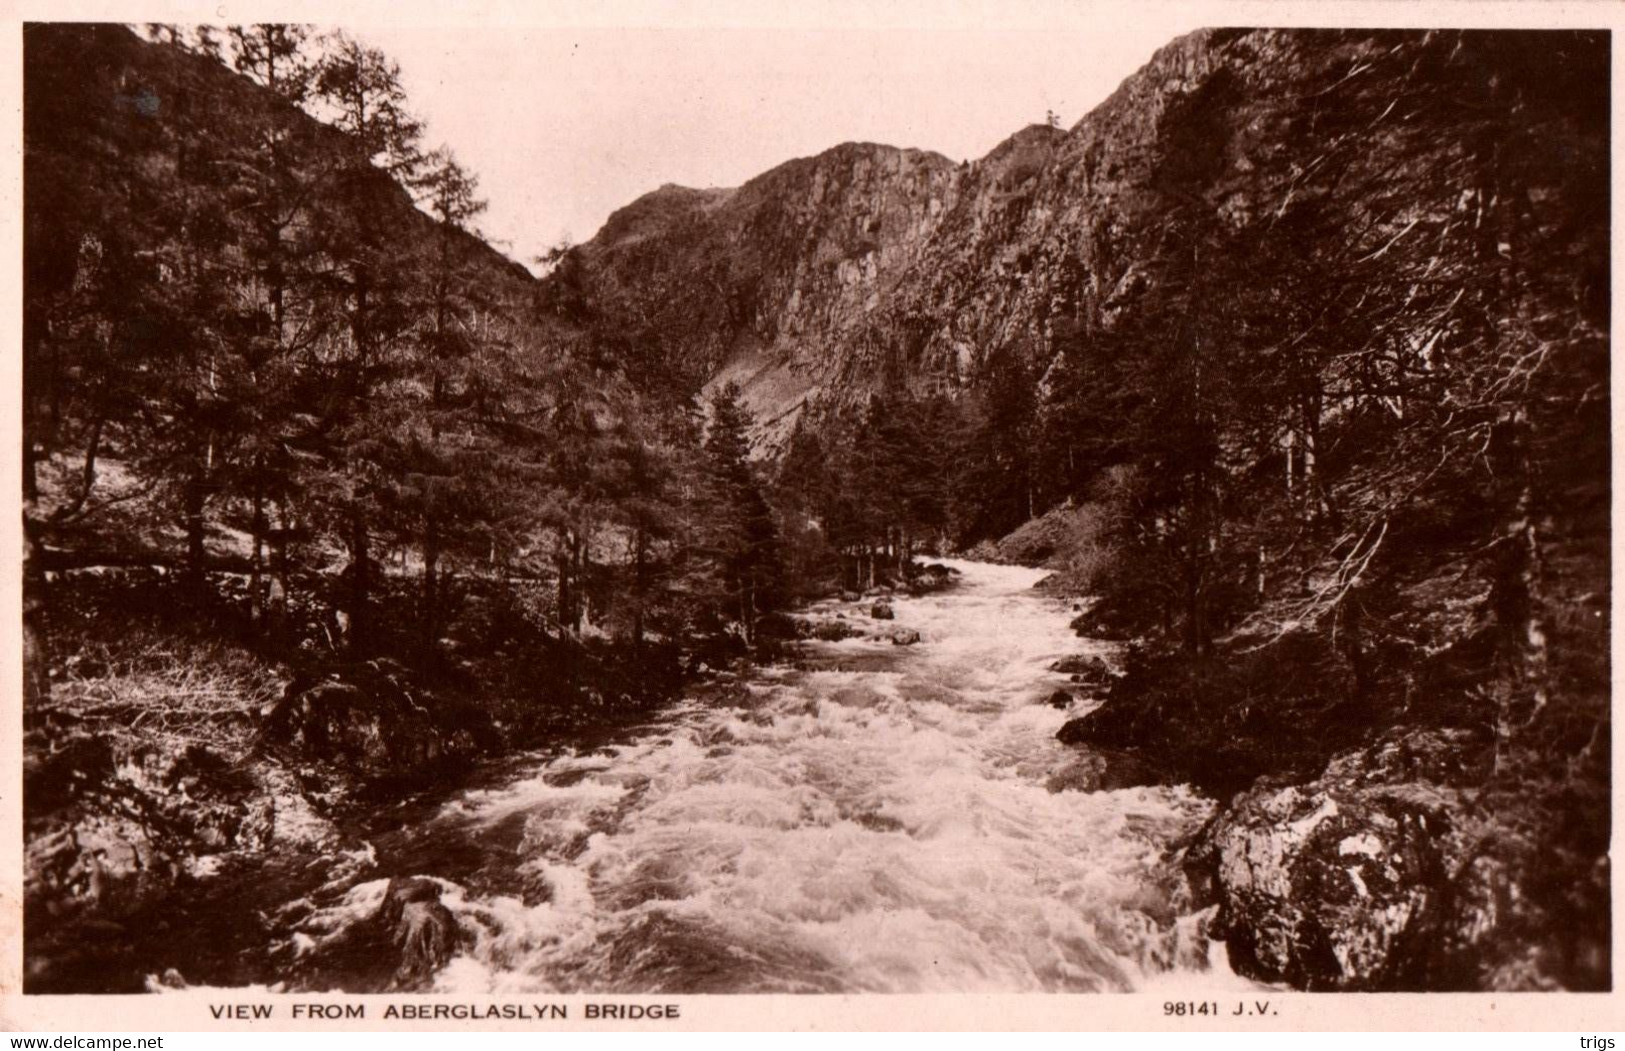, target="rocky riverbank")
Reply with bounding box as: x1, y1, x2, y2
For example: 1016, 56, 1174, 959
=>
23, 650, 693, 992
1049, 629, 1609, 991
24, 563, 964, 992
22, 566, 691, 993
